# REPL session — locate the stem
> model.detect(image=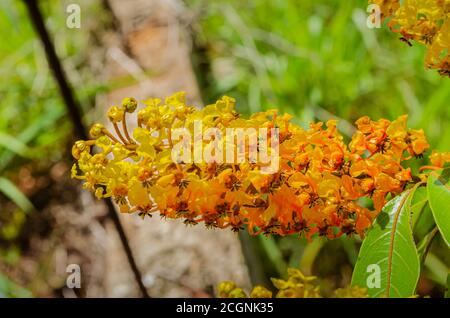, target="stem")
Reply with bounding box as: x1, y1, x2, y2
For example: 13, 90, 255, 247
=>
113, 122, 129, 144
167, 128, 173, 147
104, 198, 151, 297
122, 116, 134, 144
102, 129, 121, 144
419, 165, 441, 172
